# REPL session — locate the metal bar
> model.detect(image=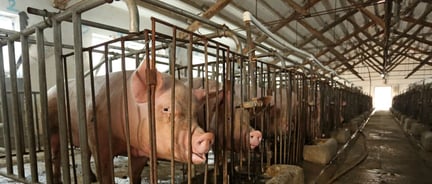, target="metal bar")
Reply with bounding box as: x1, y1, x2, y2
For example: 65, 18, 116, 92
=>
150, 21, 158, 184
103, 42, 115, 182
7, 39, 25, 178
213, 46, 220, 184
72, 12, 91, 183
20, 17, 38, 182
187, 33, 193, 184
222, 50, 228, 184
53, 19, 71, 184
33, 92, 41, 151
63, 55, 78, 184
0, 0, 112, 45
169, 27, 177, 184
0, 38, 13, 176
88, 49, 102, 182
27, 8, 130, 34
36, 27, 53, 184
203, 38, 209, 184
121, 37, 133, 183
